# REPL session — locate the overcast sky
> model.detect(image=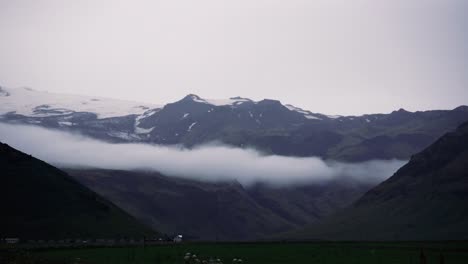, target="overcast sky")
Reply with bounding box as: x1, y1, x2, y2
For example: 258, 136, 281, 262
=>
0, 0, 467, 115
